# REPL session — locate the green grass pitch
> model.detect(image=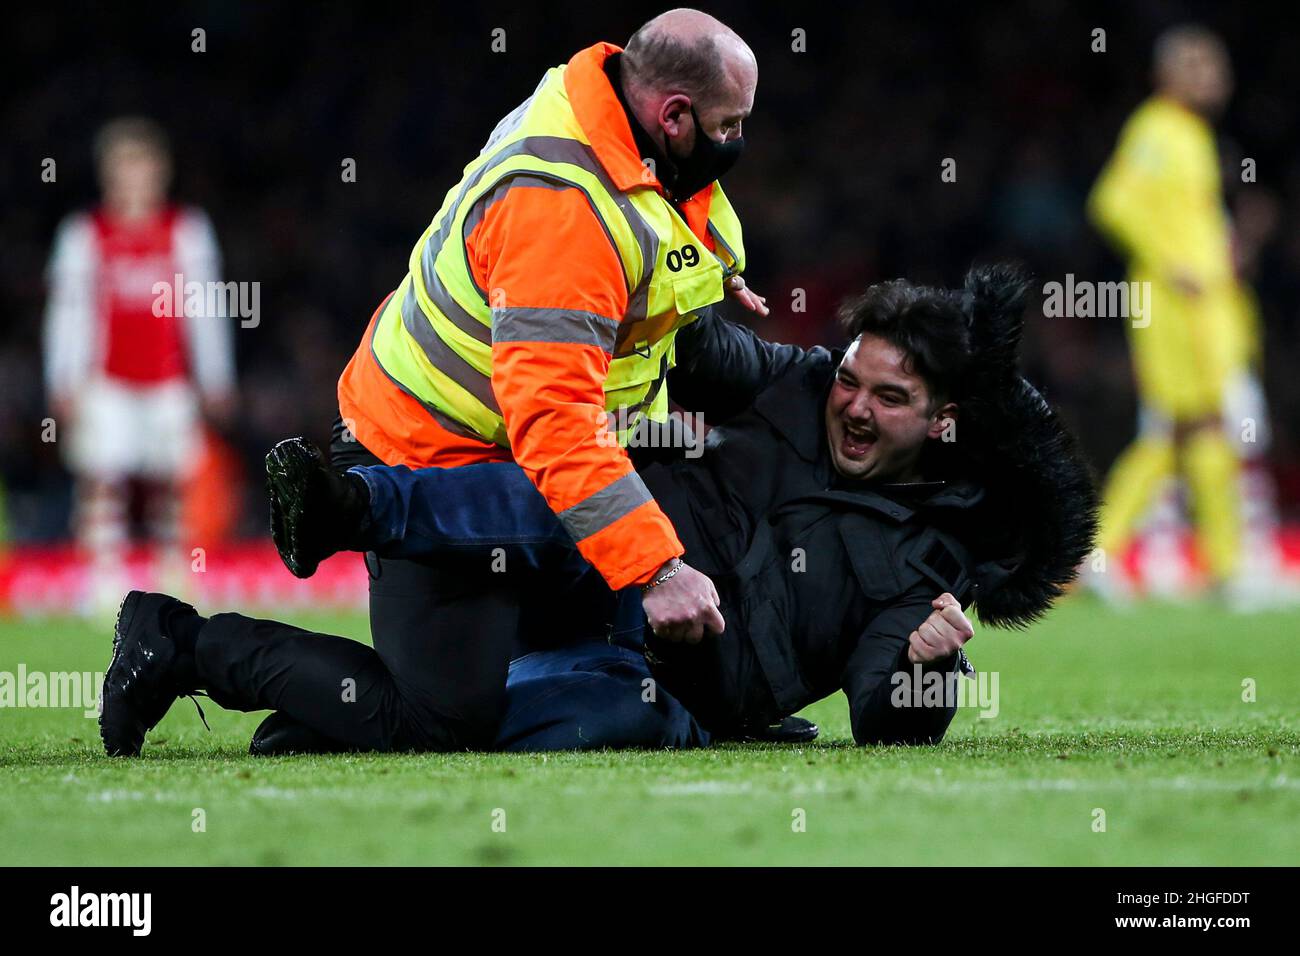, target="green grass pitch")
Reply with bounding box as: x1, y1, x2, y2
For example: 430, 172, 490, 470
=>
1, 597, 1296, 865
